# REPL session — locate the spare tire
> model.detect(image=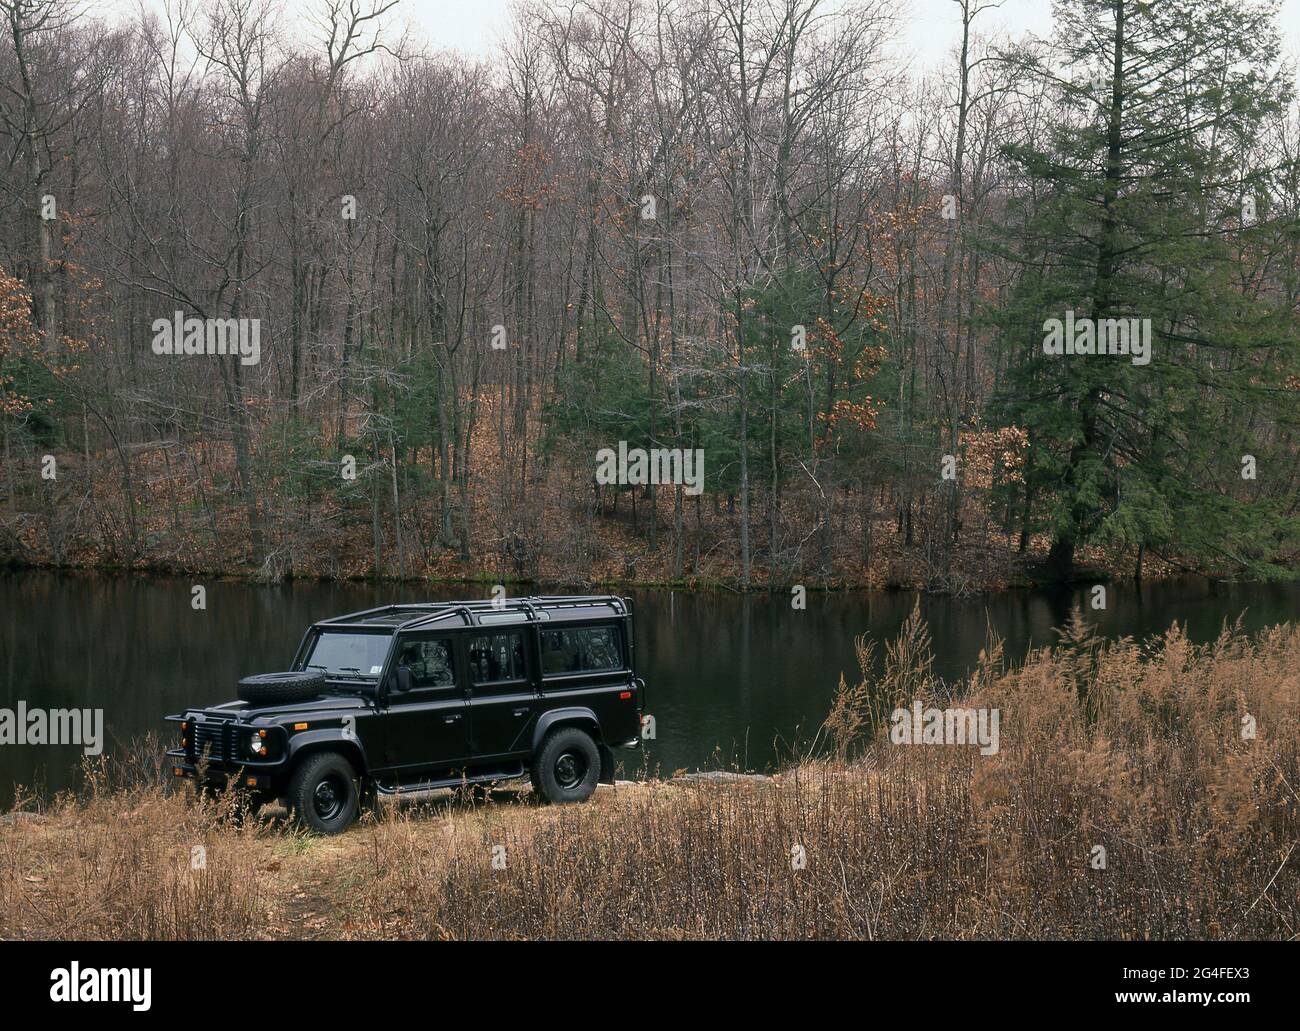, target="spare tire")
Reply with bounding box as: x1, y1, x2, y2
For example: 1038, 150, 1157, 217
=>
237, 671, 327, 705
